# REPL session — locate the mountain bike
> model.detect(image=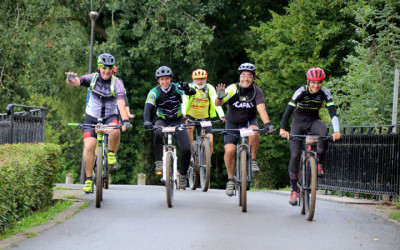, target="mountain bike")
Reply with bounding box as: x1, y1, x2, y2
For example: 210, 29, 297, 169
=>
289, 134, 331, 221
213, 127, 271, 212
186, 120, 222, 192
148, 124, 190, 208
69, 120, 121, 208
